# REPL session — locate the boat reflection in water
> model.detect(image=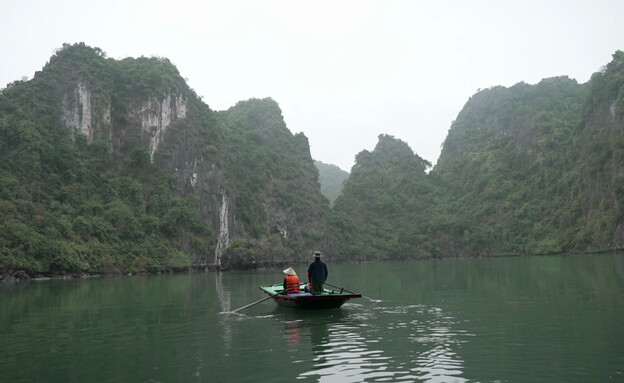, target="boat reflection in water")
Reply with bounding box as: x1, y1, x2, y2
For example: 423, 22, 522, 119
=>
281, 309, 334, 355
284, 320, 302, 349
